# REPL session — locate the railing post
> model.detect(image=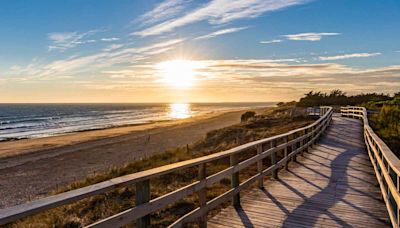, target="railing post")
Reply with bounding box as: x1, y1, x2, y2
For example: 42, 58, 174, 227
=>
292, 133, 297, 163
284, 136, 289, 170
304, 129, 309, 153
271, 140, 278, 179
230, 153, 240, 207
136, 180, 150, 228
198, 163, 207, 228
257, 144, 264, 188
310, 126, 314, 148
300, 130, 305, 155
